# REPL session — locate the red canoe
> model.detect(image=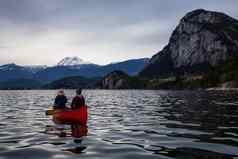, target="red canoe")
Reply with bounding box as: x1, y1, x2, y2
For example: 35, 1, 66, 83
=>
53, 106, 88, 125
